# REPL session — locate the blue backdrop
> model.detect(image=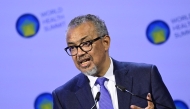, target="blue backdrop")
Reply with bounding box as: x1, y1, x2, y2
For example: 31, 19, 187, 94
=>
0, 1, 190, 109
